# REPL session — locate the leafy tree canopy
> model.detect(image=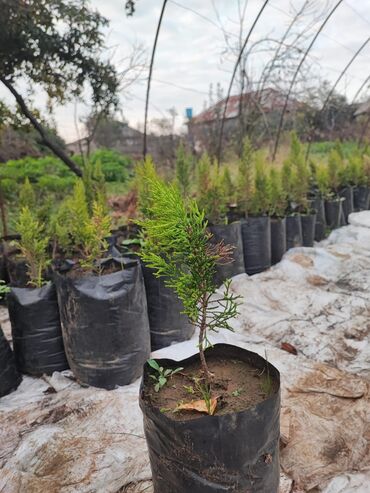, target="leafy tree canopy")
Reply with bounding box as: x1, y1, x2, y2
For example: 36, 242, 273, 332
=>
0, 0, 119, 110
